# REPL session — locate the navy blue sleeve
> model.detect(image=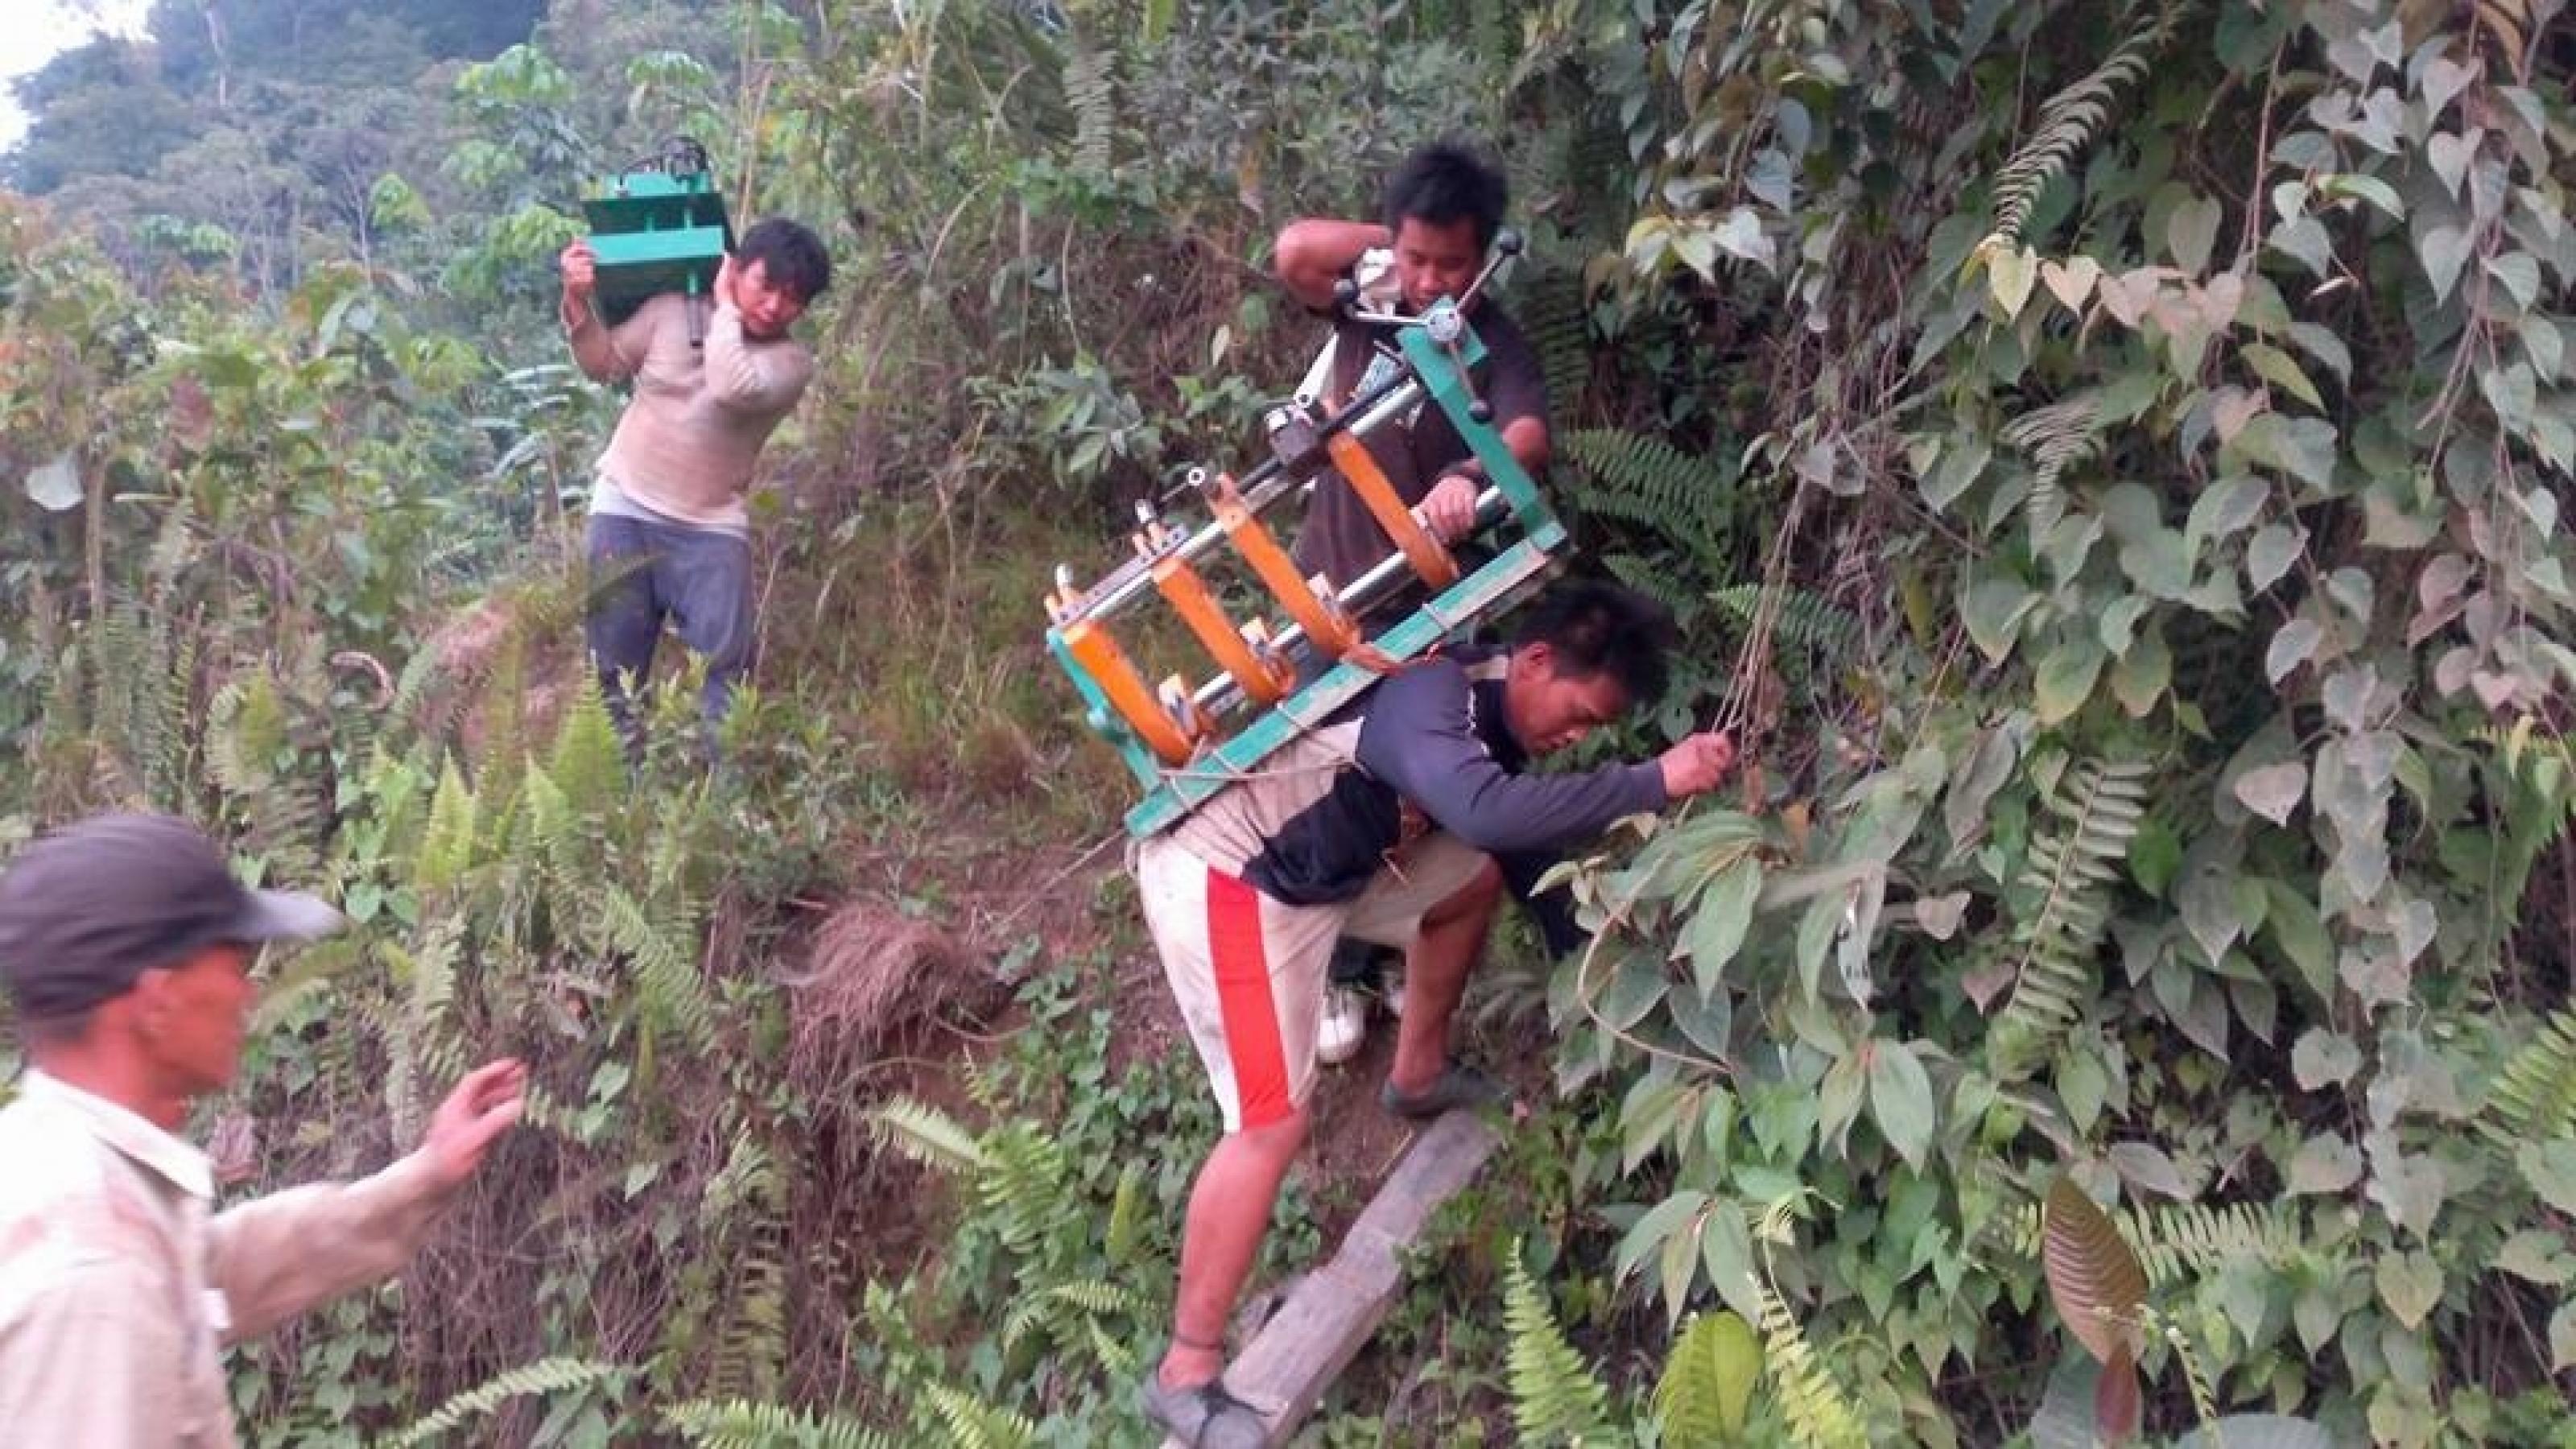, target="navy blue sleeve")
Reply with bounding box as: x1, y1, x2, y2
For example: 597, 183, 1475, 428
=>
1354, 659, 1668, 853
